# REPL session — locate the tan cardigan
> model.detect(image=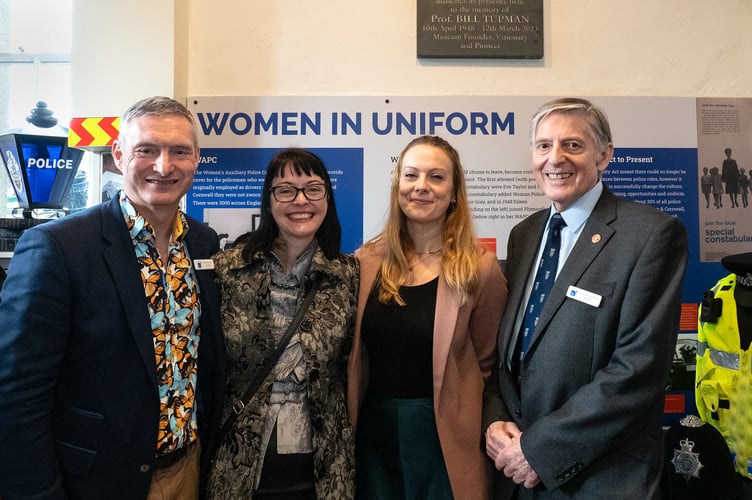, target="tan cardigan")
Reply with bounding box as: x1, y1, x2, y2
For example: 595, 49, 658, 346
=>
347, 242, 507, 500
